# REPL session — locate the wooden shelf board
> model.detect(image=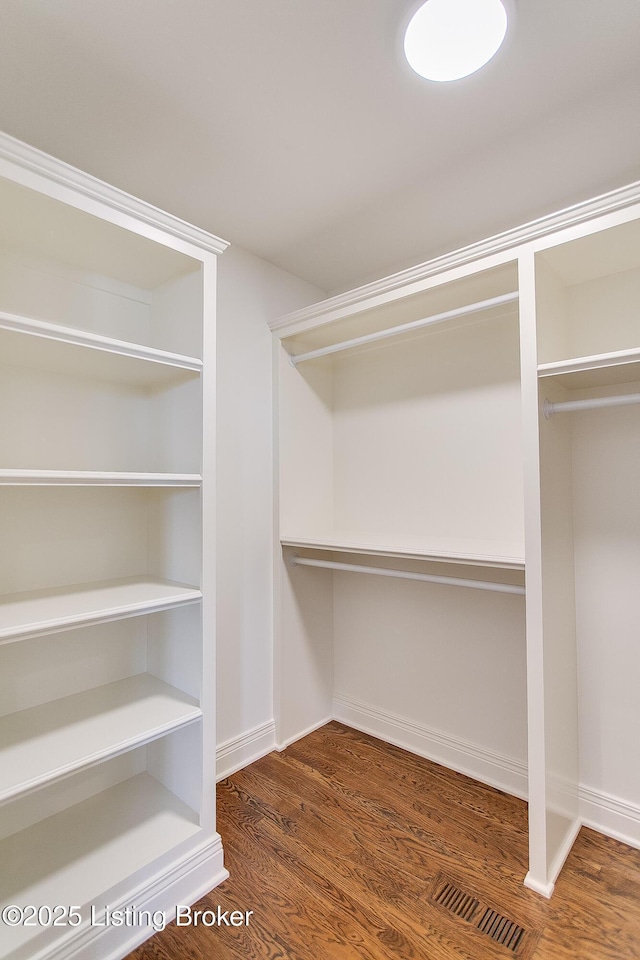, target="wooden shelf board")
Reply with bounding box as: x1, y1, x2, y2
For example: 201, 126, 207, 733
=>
538, 348, 640, 390
281, 535, 525, 571
0, 577, 202, 645
0, 469, 202, 486
0, 310, 202, 387
0, 772, 201, 955
0, 674, 201, 805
